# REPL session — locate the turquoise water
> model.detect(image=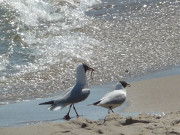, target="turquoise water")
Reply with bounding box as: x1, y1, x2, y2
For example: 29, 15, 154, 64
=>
0, 0, 180, 103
